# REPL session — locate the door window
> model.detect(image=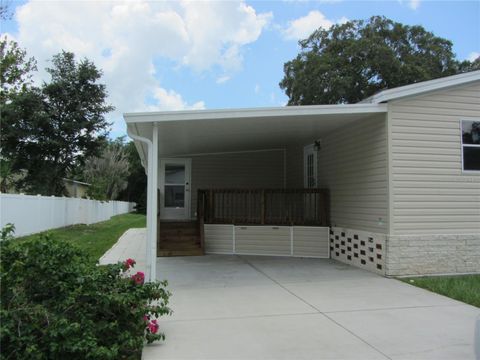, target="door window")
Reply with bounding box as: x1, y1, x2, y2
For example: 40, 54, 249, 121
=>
164, 164, 185, 208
